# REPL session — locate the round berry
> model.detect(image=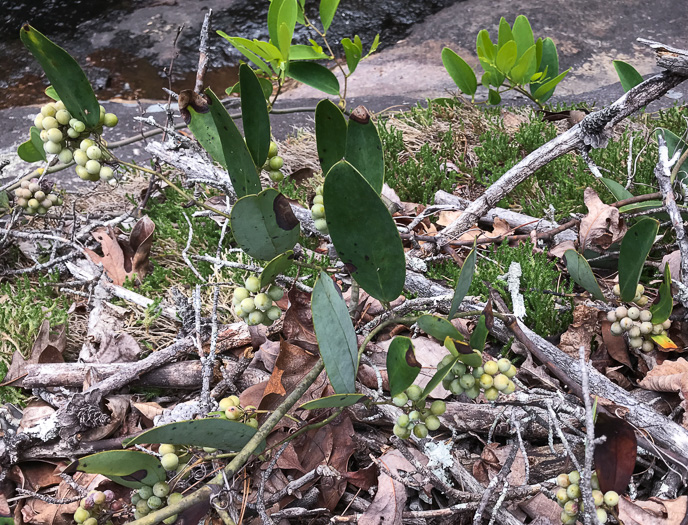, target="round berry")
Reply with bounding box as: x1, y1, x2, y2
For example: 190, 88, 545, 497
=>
566, 483, 581, 500
254, 293, 272, 311
225, 406, 242, 420
556, 474, 570, 488
27, 198, 39, 209
76, 165, 91, 180
311, 203, 326, 219
497, 358, 511, 373
41, 104, 56, 118
472, 366, 485, 378
240, 297, 256, 313
628, 325, 641, 338
425, 415, 441, 431
82, 519, 97, 525
159, 444, 176, 455
555, 488, 569, 504
58, 148, 73, 164
268, 141, 278, 158
629, 337, 643, 349
42, 116, 58, 129
413, 423, 428, 438
464, 385, 481, 399
484, 361, 499, 376
147, 496, 163, 509
406, 384, 422, 401
606, 310, 617, 323
248, 310, 264, 325
452, 362, 467, 376
627, 307, 640, 320
619, 317, 633, 331
80, 139, 95, 151
219, 396, 240, 411
99, 166, 115, 181
560, 512, 577, 525
459, 374, 475, 389
138, 485, 154, 500
92, 491, 106, 505
636, 295, 649, 306
74, 508, 91, 523
34, 113, 44, 128
73, 149, 88, 166
397, 414, 410, 428
245, 276, 261, 293
493, 374, 509, 391
502, 380, 516, 395
269, 170, 284, 183
86, 146, 102, 160
44, 141, 61, 154
596, 508, 608, 524
269, 156, 284, 170
484, 387, 499, 400
603, 491, 619, 507
313, 194, 324, 205
265, 285, 283, 301
85, 160, 101, 175
449, 378, 464, 395
408, 410, 421, 421
479, 373, 494, 389
662, 319, 671, 330
160, 453, 179, 470
392, 393, 408, 407
135, 500, 150, 515
639, 309, 652, 322
46, 127, 63, 143
55, 109, 71, 125
430, 400, 446, 415
163, 516, 178, 525
167, 493, 183, 506
72, 120, 86, 133
592, 490, 604, 506
563, 500, 578, 517
568, 470, 581, 484
233, 287, 250, 304
636, 284, 645, 297
393, 424, 411, 439
266, 306, 282, 321
103, 113, 118, 127
615, 306, 628, 319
